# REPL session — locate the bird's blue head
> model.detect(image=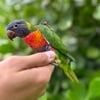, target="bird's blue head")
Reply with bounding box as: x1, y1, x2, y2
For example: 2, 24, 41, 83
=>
6, 20, 32, 40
